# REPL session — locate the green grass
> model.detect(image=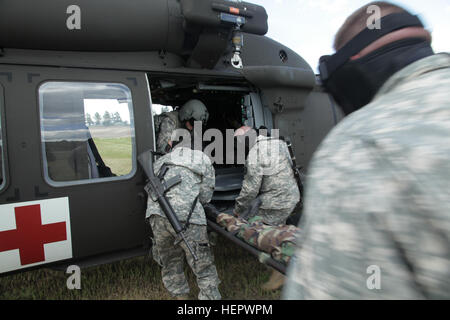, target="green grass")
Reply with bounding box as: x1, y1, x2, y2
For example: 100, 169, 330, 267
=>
0, 235, 282, 300
93, 137, 133, 176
